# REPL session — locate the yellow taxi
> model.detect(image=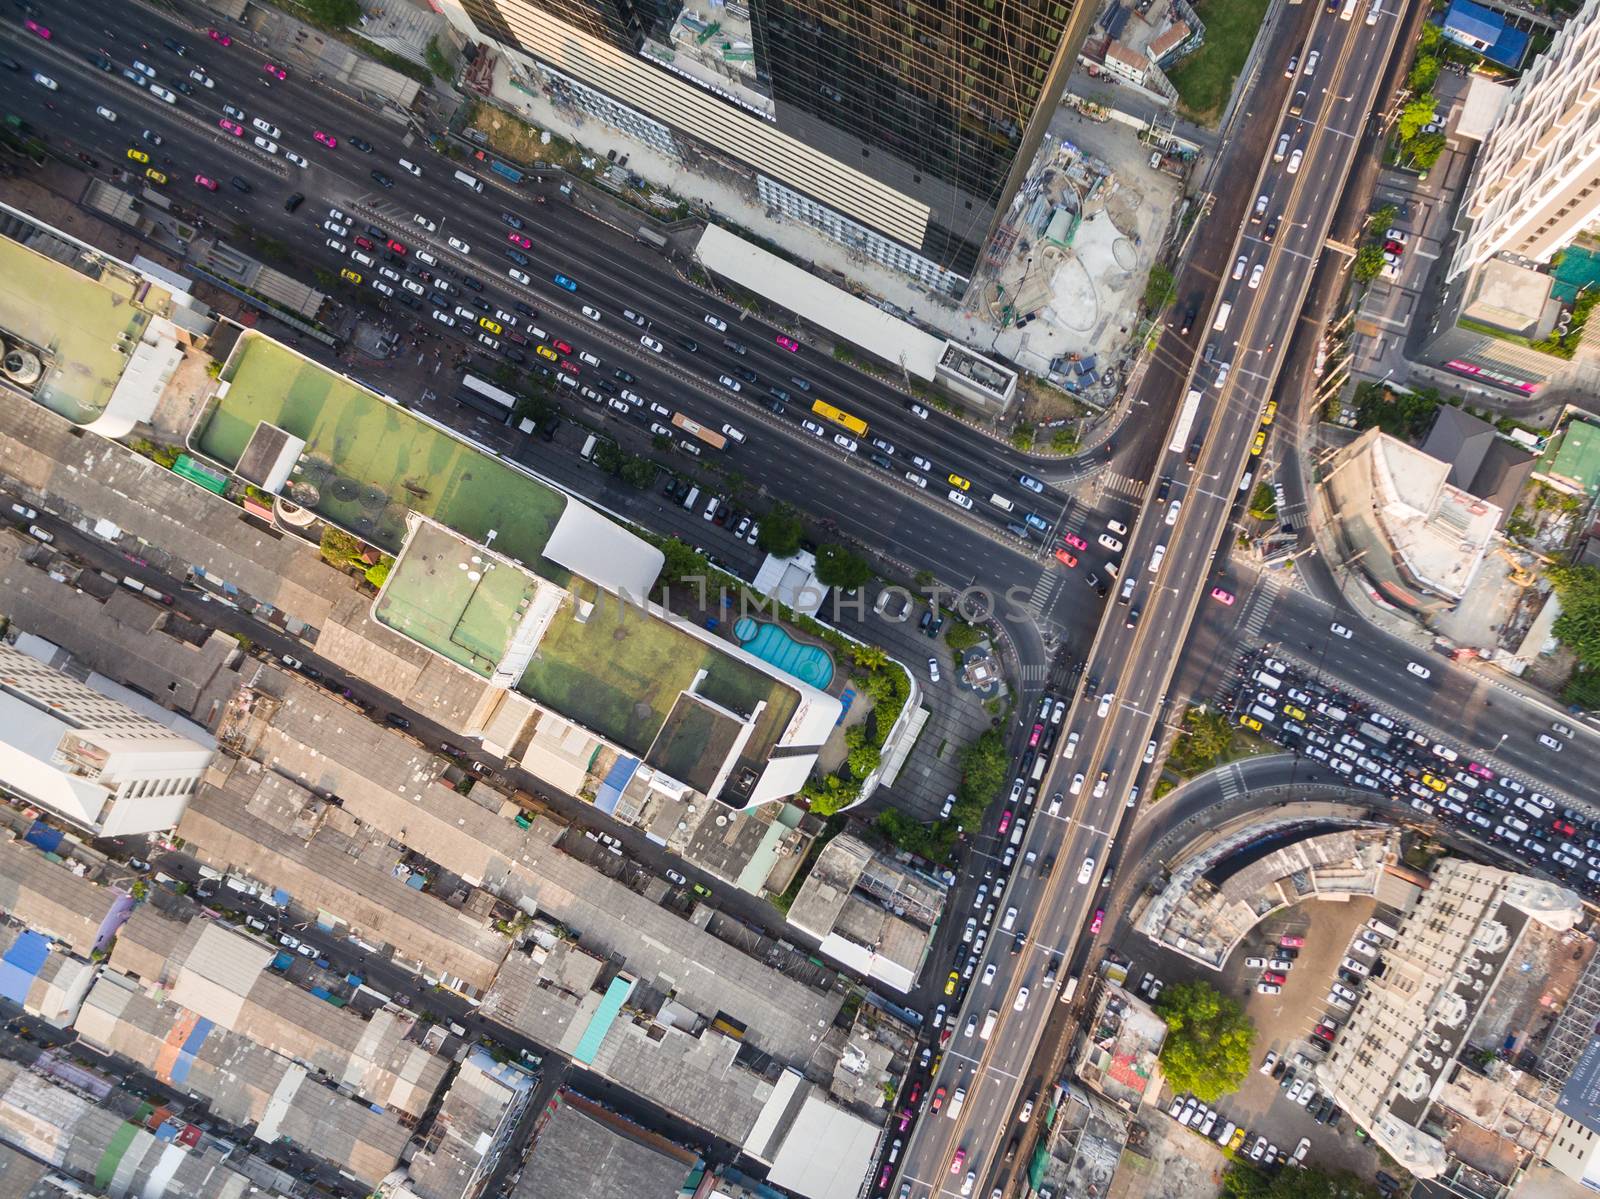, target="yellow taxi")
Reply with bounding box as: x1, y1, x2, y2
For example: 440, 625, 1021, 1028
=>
1261, 400, 1278, 426
478, 317, 503, 334
127, 147, 150, 163
1229, 1127, 1247, 1152
340, 268, 362, 284
535, 344, 559, 362
1239, 714, 1263, 731
1283, 703, 1307, 721
144, 168, 167, 185
1250, 430, 1266, 456
1421, 772, 1447, 793
944, 970, 959, 995
947, 473, 971, 491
